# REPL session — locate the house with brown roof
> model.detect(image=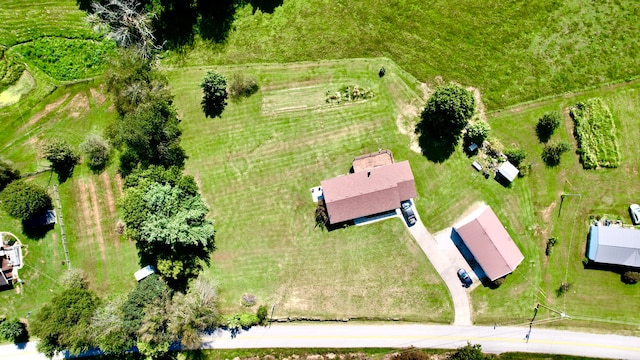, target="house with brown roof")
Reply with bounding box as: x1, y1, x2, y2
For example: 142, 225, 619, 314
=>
454, 206, 524, 281
320, 160, 417, 224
